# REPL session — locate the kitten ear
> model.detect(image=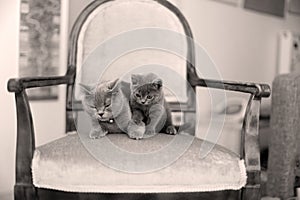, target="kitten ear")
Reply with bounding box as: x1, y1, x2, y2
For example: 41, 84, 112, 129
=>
107, 78, 119, 92
78, 83, 94, 95
152, 78, 163, 90
131, 74, 141, 86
